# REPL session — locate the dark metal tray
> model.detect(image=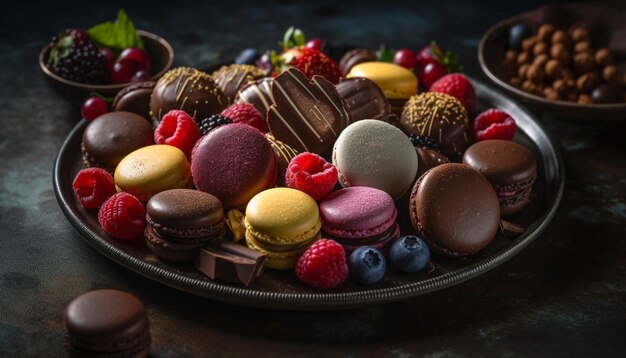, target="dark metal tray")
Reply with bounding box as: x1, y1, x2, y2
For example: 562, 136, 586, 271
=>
53, 78, 564, 310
